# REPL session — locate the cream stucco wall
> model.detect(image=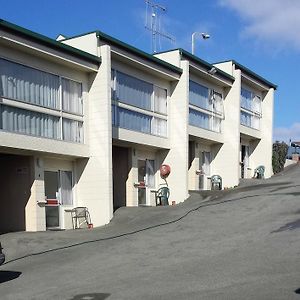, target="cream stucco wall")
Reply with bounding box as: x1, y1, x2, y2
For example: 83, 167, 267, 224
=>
211, 69, 241, 188
75, 45, 113, 227
249, 88, 274, 178
161, 60, 189, 203
62, 33, 99, 56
